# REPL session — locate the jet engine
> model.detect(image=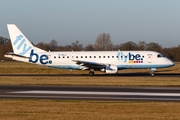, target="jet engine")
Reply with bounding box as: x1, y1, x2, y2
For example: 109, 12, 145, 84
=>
100, 65, 118, 74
